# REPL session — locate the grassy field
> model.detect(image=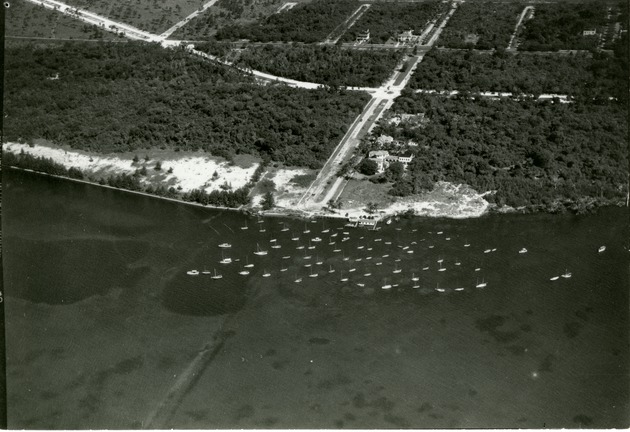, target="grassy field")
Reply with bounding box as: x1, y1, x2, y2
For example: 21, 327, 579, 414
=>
337, 178, 396, 212
6, 0, 124, 40
170, 0, 312, 40
59, 0, 206, 34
